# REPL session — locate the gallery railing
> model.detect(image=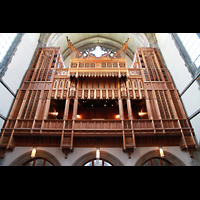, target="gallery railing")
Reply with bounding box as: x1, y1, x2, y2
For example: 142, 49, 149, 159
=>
2, 118, 193, 136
